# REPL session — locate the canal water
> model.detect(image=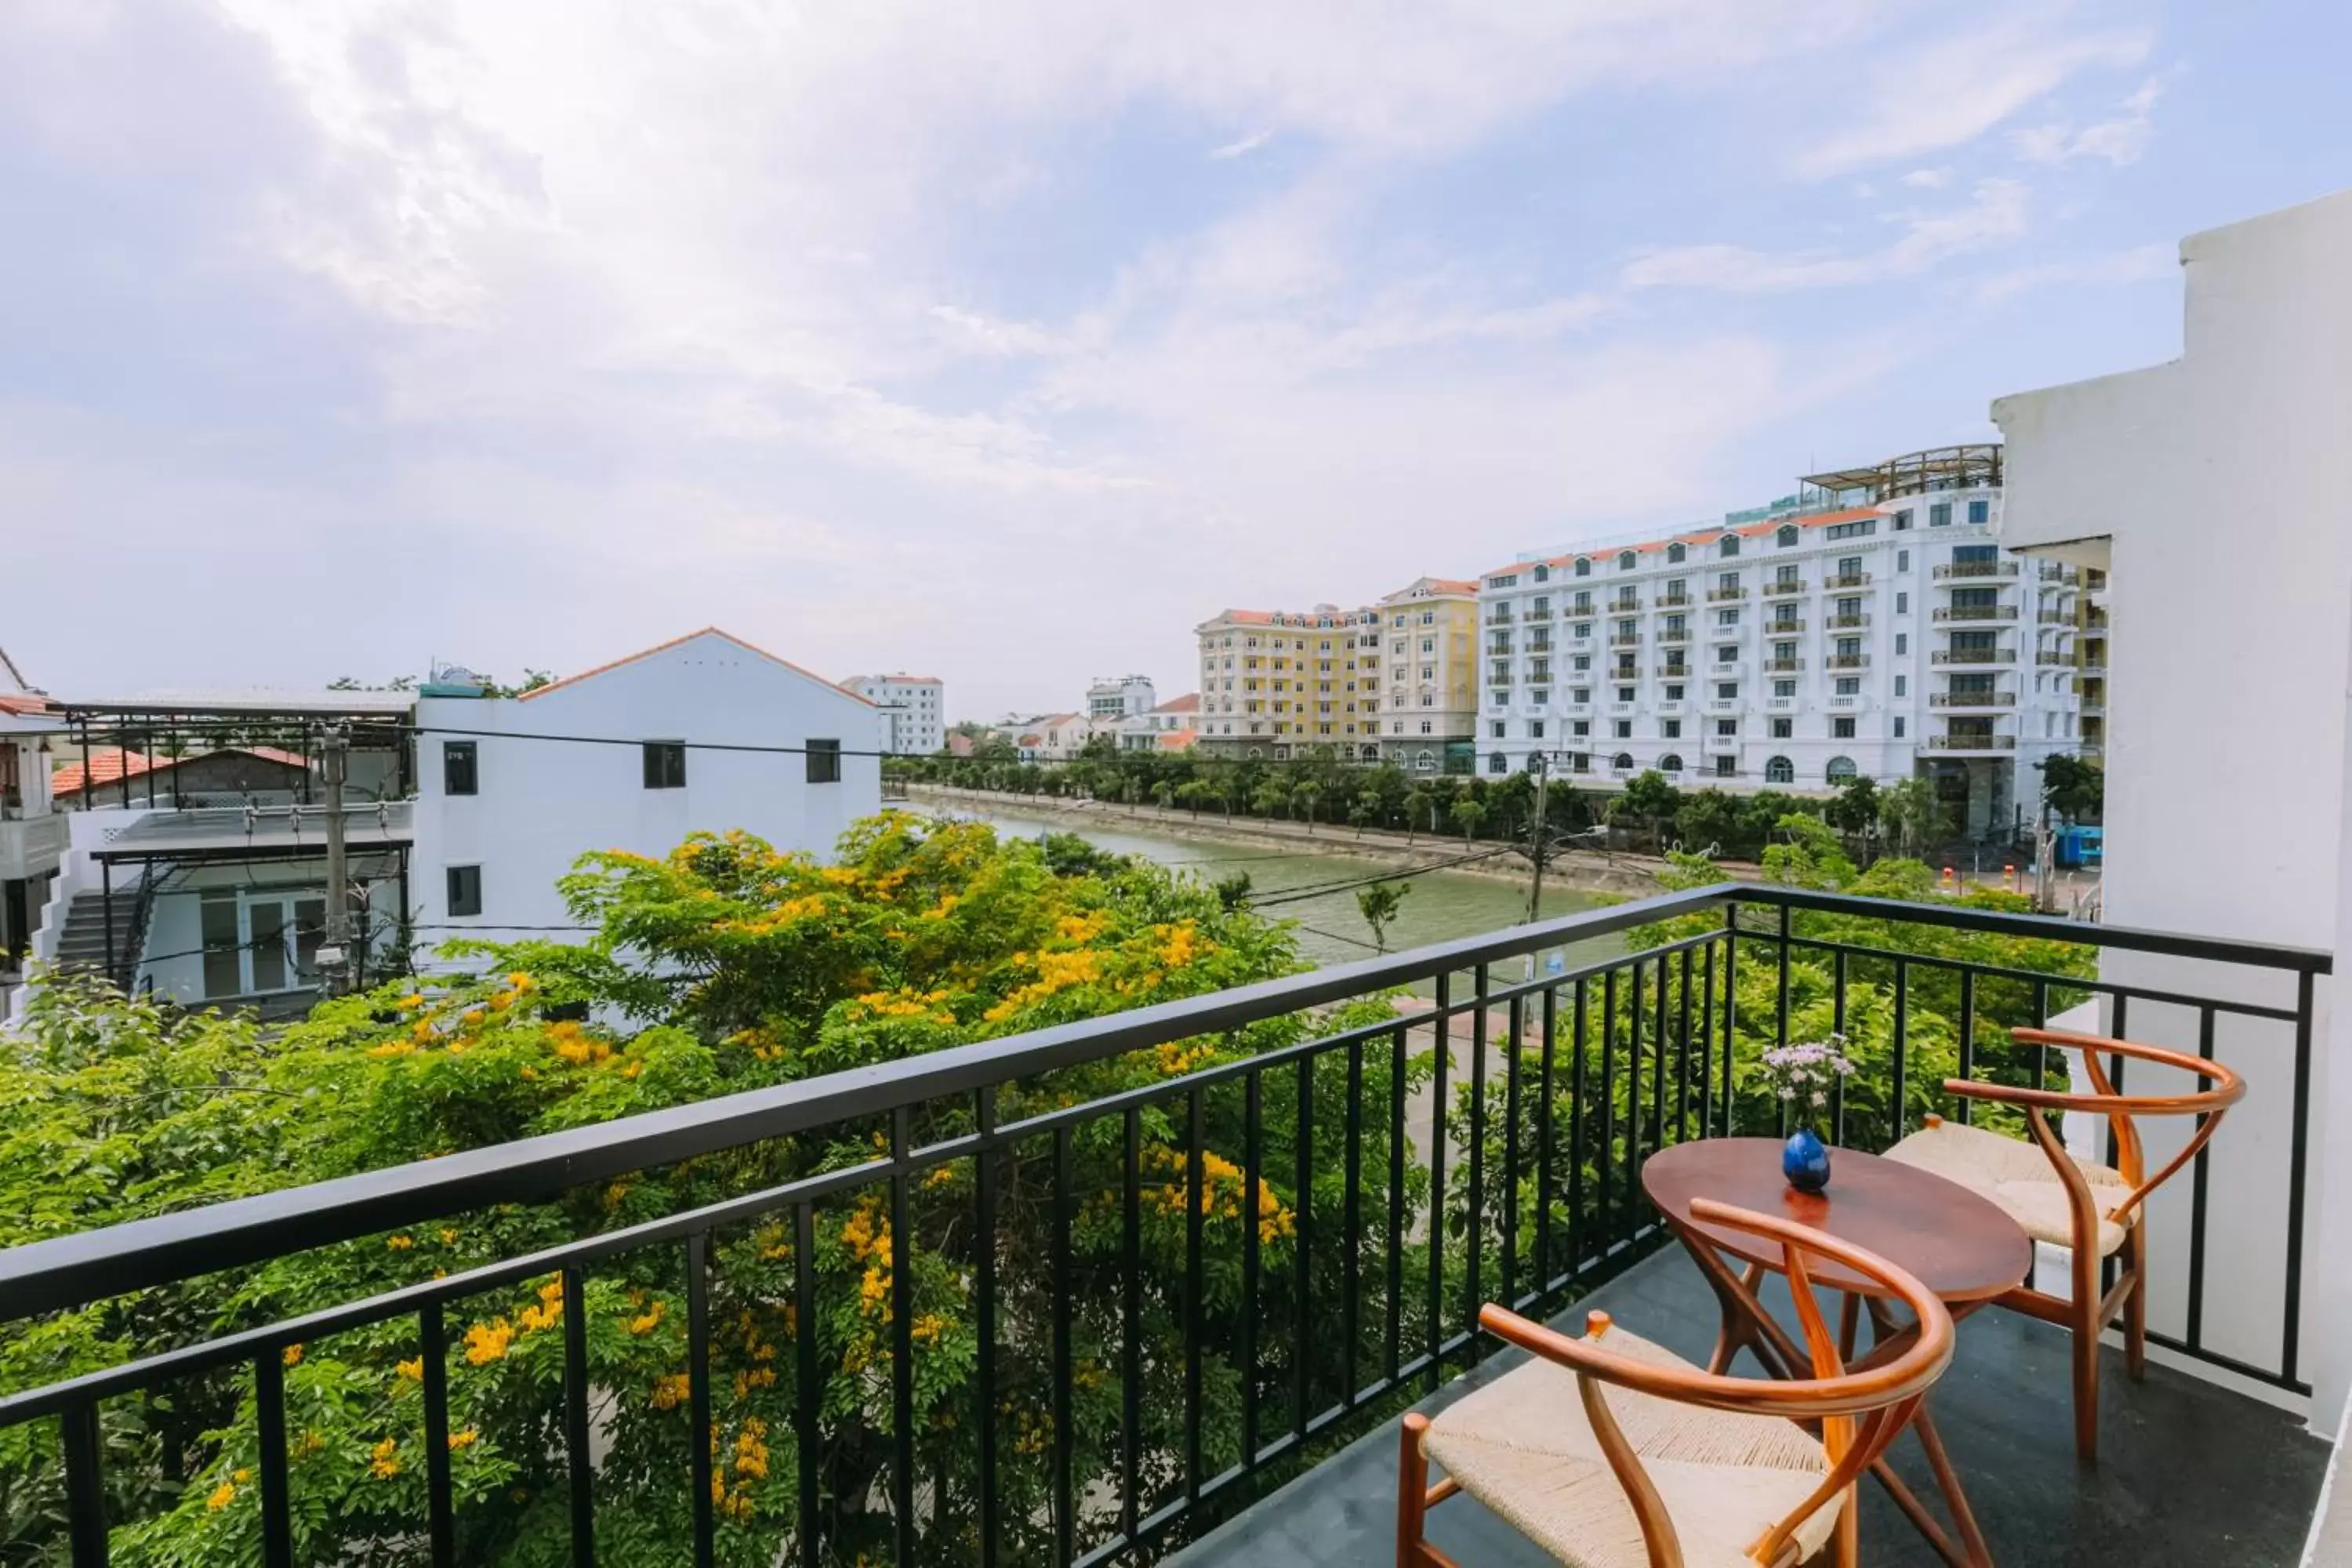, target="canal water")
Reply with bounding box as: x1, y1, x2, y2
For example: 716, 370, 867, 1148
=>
948, 808, 1610, 970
